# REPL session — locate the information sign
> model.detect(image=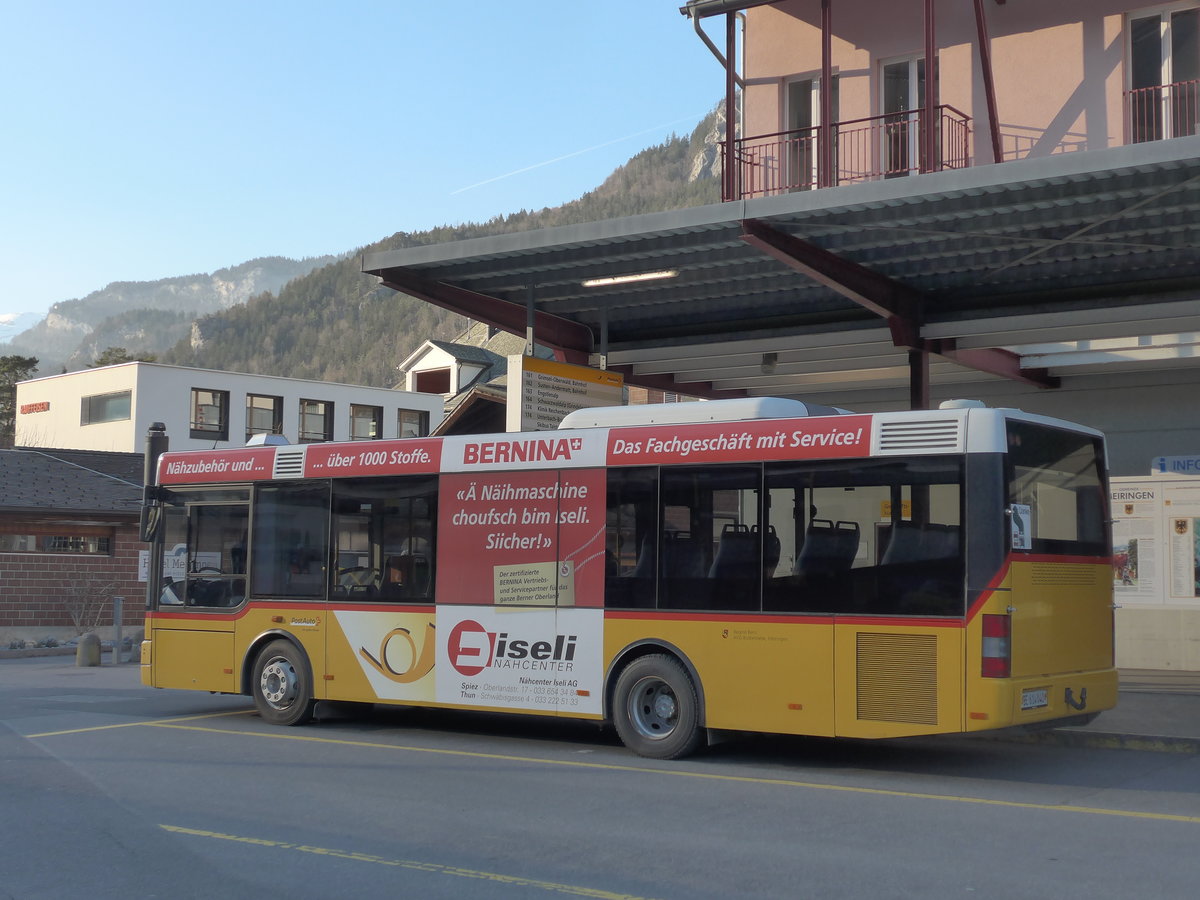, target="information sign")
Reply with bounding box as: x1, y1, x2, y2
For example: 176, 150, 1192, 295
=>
506, 356, 623, 432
